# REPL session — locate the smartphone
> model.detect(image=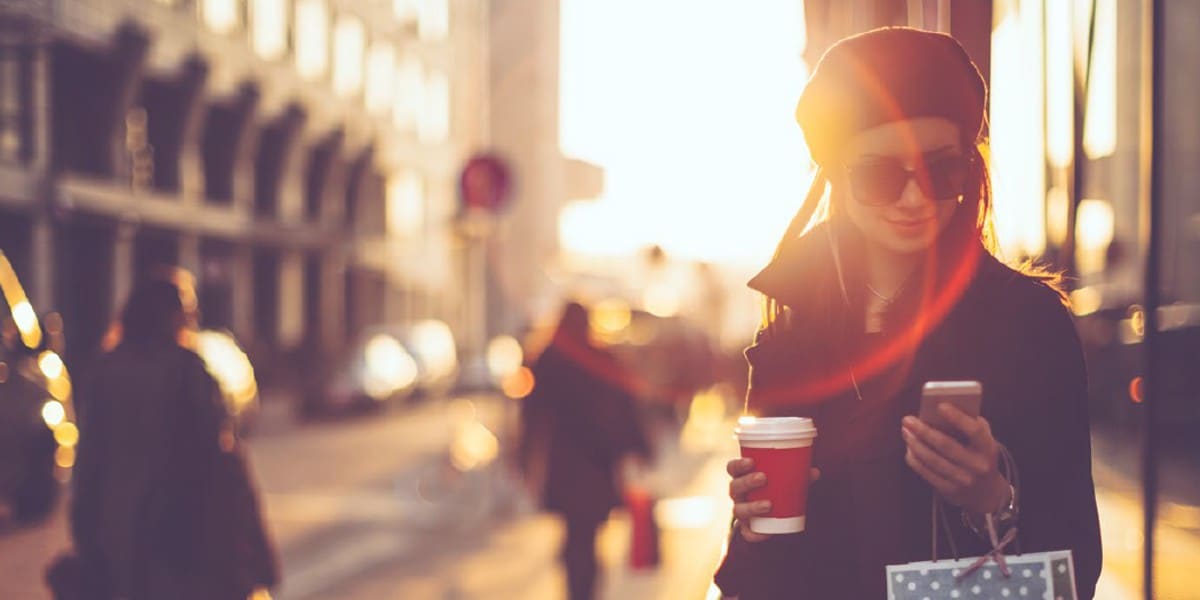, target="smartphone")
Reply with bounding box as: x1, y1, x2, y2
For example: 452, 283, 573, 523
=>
918, 380, 983, 438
